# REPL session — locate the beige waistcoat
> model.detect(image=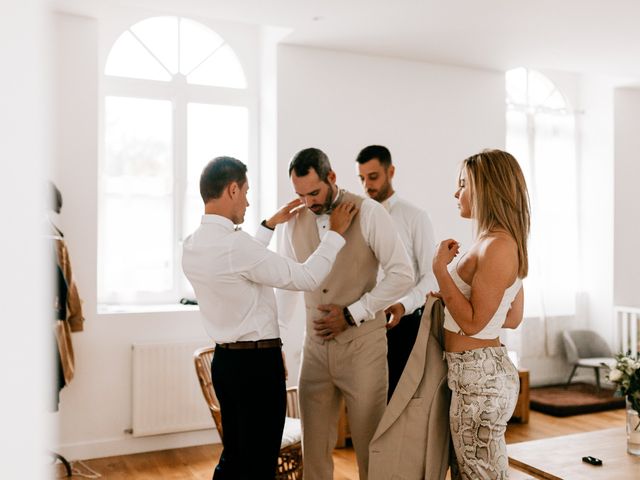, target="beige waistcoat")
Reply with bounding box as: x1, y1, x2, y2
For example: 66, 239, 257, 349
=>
291, 190, 386, 344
